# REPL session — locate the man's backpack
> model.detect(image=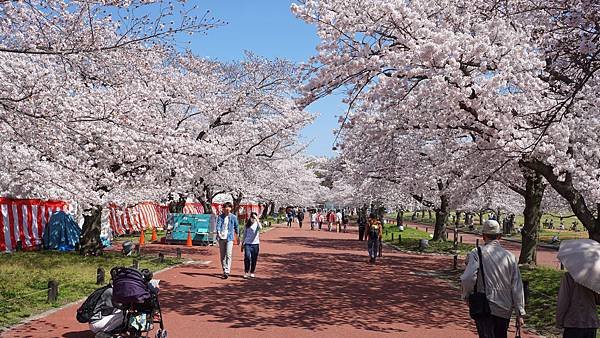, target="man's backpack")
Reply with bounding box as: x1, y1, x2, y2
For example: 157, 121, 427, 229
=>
76, 284, 111, 323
